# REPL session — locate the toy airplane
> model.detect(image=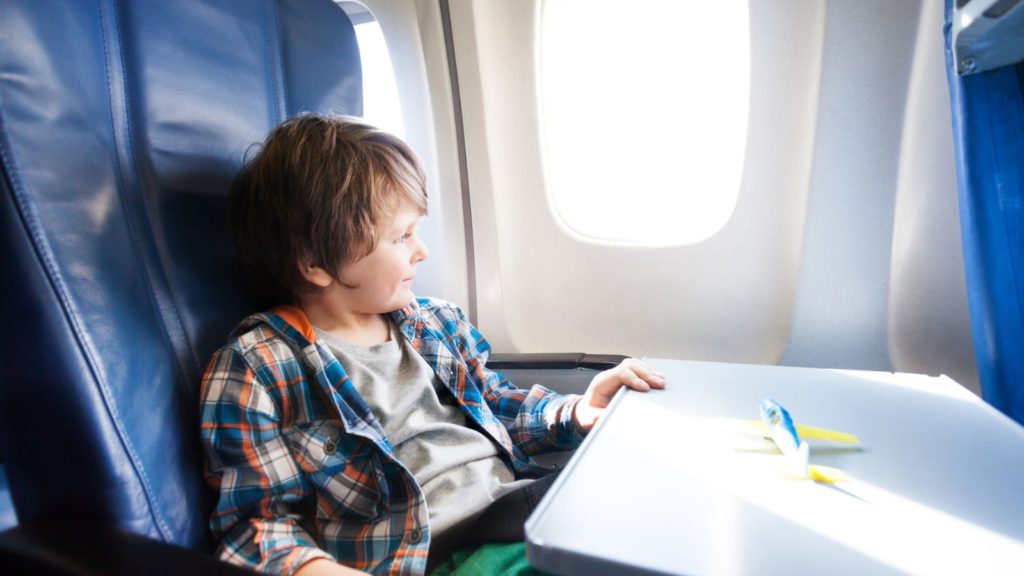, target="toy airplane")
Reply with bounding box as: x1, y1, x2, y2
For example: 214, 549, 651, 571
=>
758, 398, 857, 483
